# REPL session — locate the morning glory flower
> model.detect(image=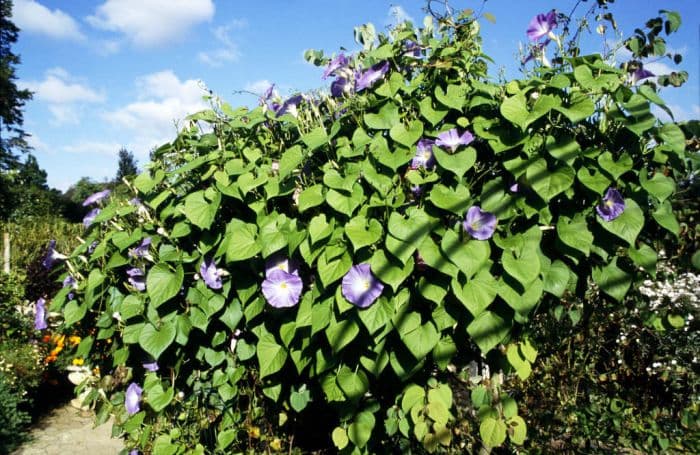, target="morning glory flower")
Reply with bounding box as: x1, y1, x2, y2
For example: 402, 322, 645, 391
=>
262, 269, 303, 308
322, 53, 349, 79
126, 267, 146, 291
129, 237, 151, 259
143, 361, 159, 372
355, 61, 390, 92
265, 255, 300, 276
83, 208, 100, 228
596, 187, 626, 221
404, 40, 422, 57
330, 77, 351, 98
35, 298, 48, 330
341, 264, 384, 309
63, 275, 77, 288
42, 239, 67, 270
411, 139, 436, 169
510, 183, 519, 193
276, 94, 303, 117
631, 66, 655, 84
463, 206, 497, 240
435, 128, 474, 153
200, 257, 225, 290
82, 189, 111, 206
125, 382, 142, 415
526, 10, 557, 41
